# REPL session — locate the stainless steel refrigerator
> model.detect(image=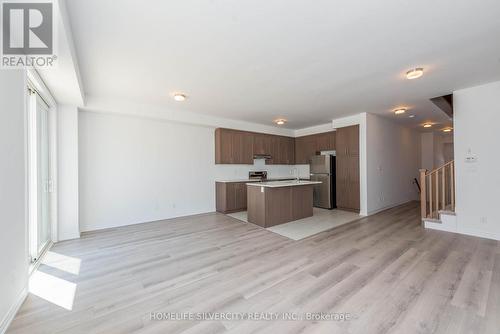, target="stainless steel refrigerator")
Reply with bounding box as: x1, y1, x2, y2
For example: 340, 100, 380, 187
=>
310, 155, 336, 209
